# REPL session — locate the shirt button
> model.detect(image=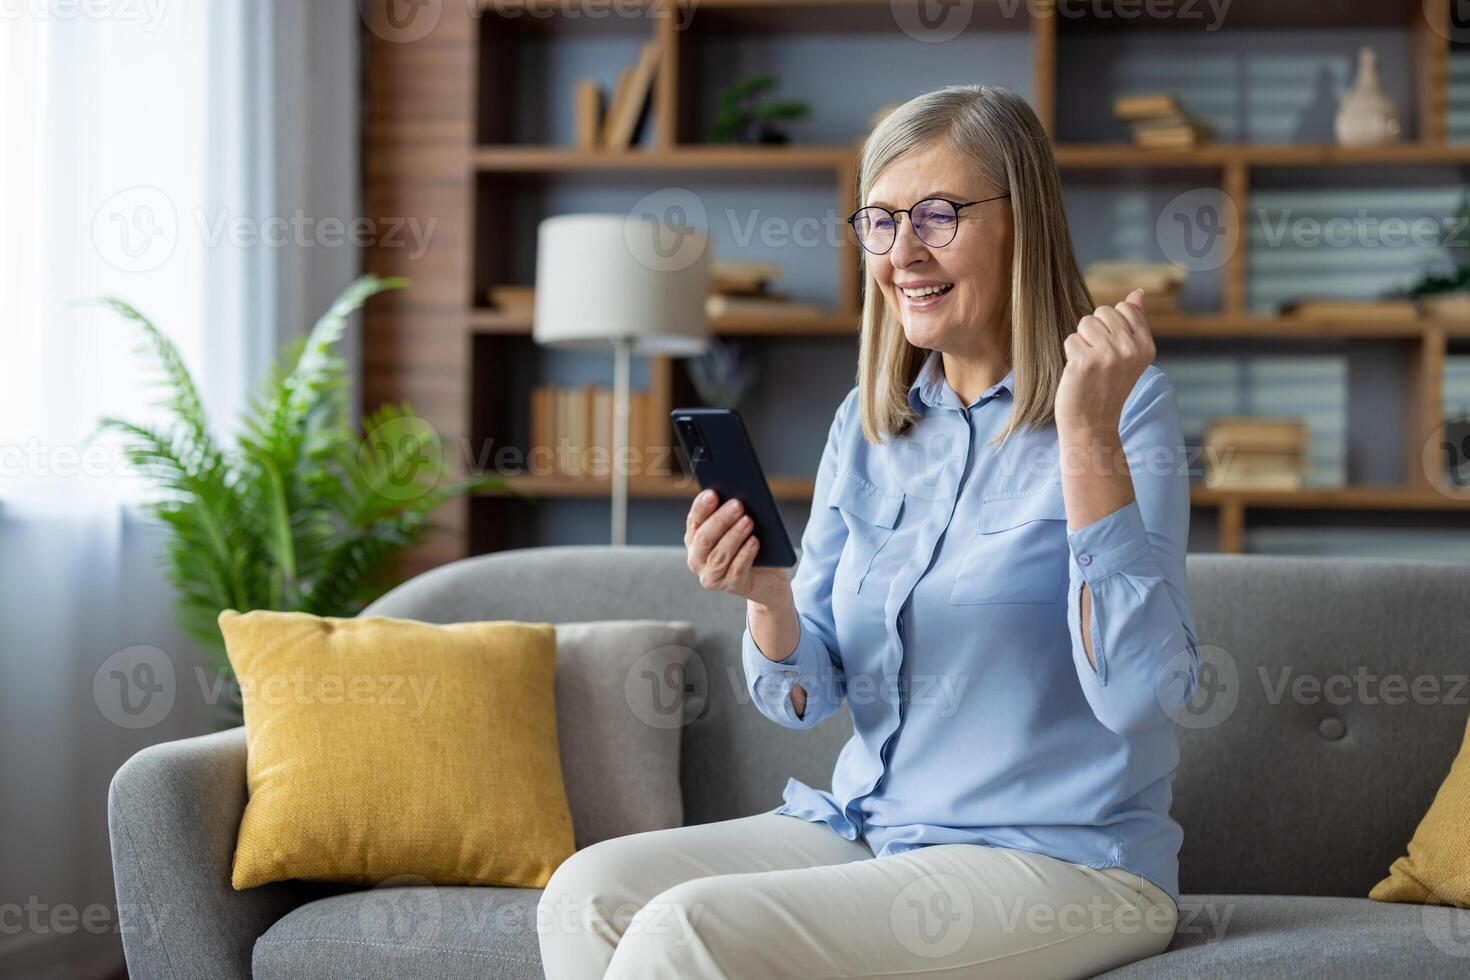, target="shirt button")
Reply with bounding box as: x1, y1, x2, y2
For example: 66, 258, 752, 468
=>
1078, 553, 1092, 566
